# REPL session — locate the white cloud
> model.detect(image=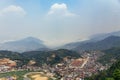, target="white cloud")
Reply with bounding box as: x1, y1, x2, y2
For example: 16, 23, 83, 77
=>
0, 5, 26, 17
48, 3, 75, 17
